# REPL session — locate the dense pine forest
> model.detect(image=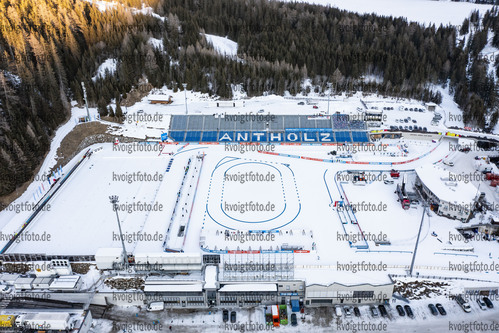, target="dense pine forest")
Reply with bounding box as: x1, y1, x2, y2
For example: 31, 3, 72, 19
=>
0, 0, 499, 197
